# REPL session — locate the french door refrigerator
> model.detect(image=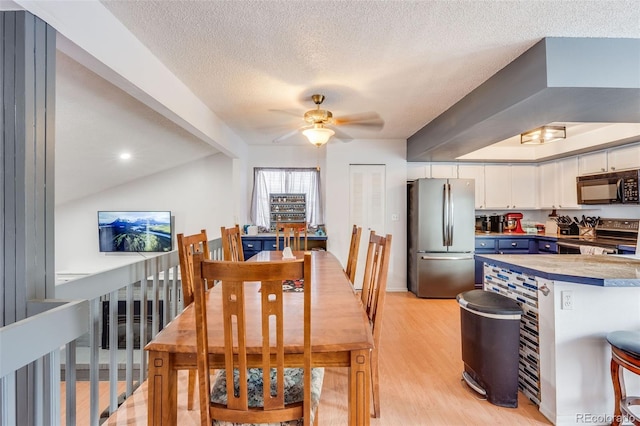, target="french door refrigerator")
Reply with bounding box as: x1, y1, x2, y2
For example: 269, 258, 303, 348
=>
408, 178, 476, 298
